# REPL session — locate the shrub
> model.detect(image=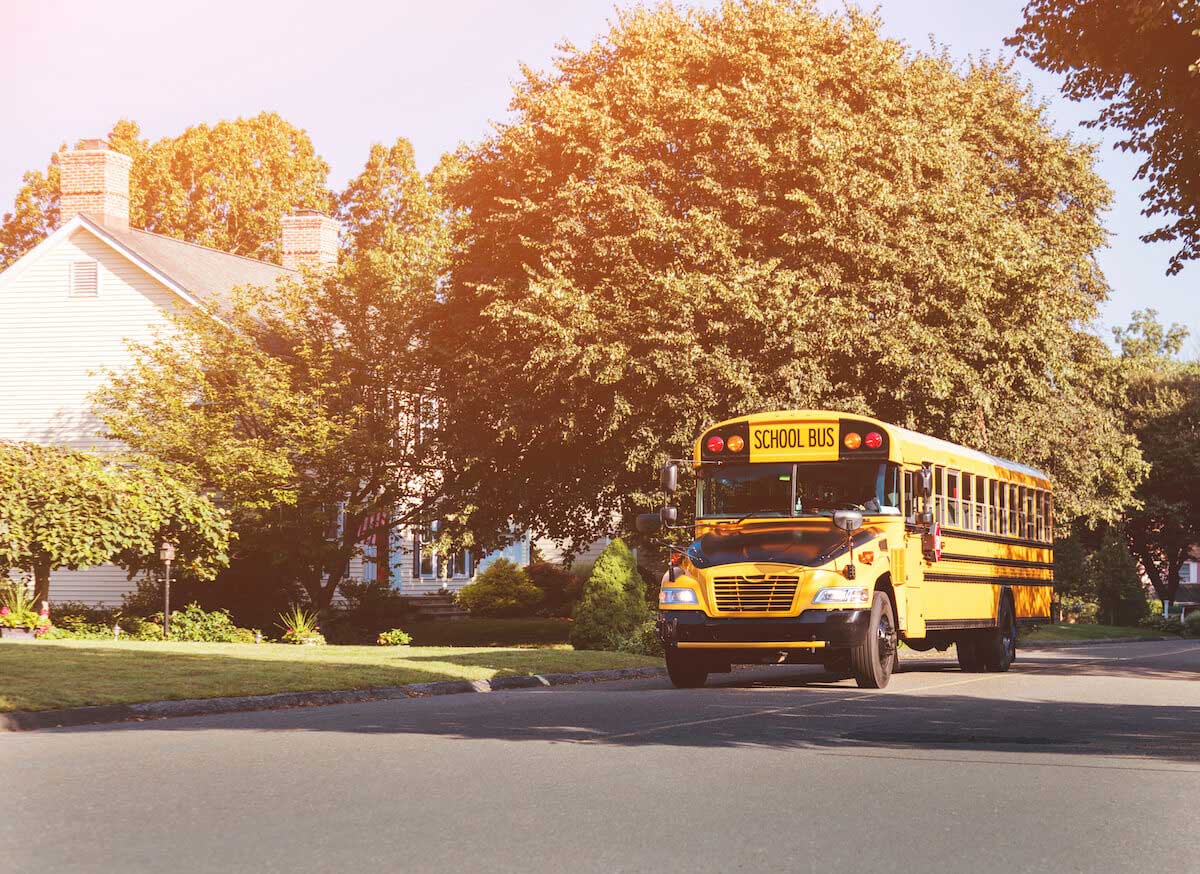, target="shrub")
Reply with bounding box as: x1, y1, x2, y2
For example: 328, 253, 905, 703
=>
331, 580, 413, 642
53, 615, 114, 640
525, 562, 582, 617
570, 539, 651, 651
1183, 610, 1200, 638
277, 605, 325, 644
167, 603, 247, 643
614, 617, 664, 657
457, 559, 543, 618
377, 628, 413, 646
1060, 596, 1099, 624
